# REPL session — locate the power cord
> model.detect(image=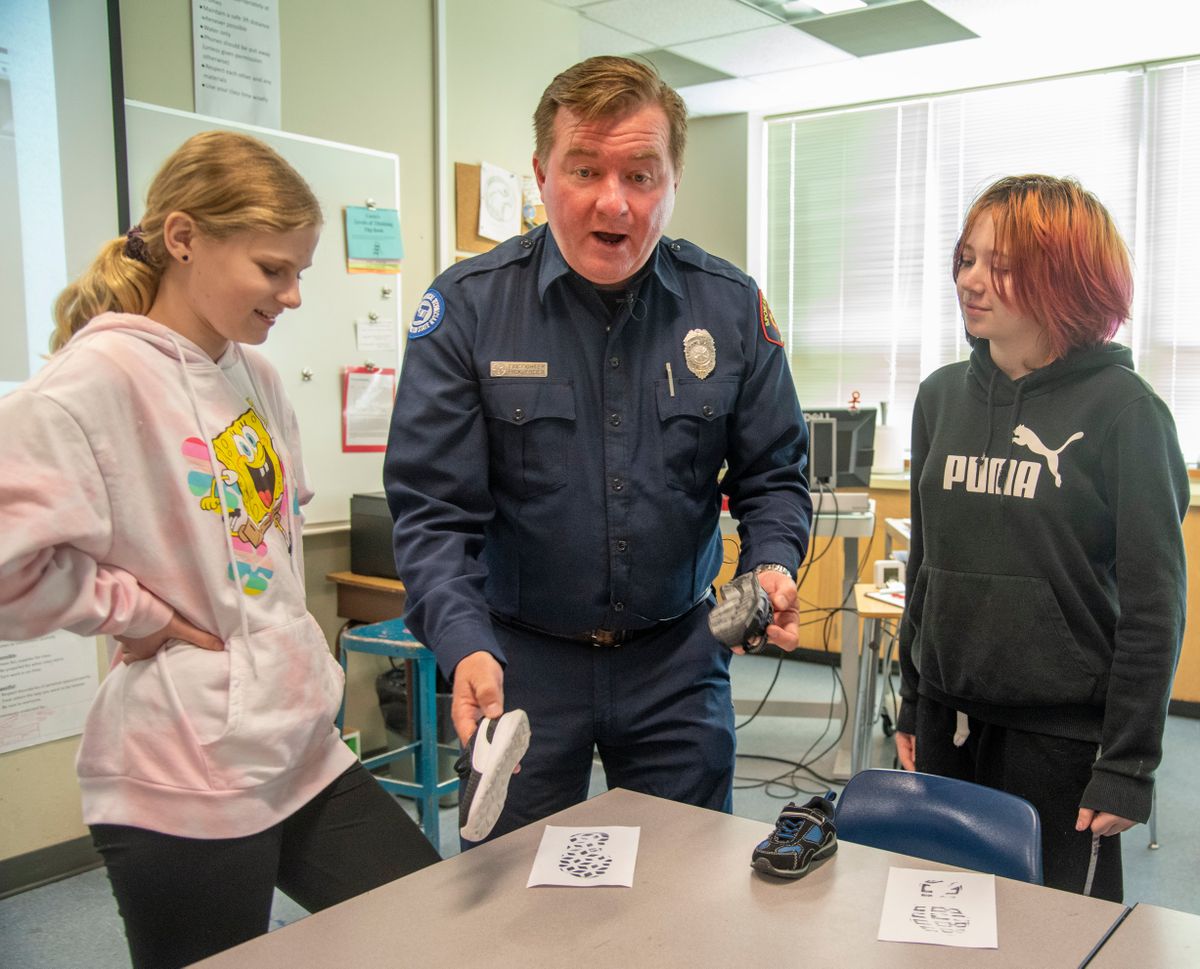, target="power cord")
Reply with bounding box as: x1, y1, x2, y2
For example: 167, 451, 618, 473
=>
733, 484, 883, 800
